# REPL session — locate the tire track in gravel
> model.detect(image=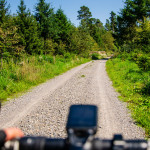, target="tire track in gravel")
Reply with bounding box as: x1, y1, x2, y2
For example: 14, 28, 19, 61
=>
0, 60, 145, 139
